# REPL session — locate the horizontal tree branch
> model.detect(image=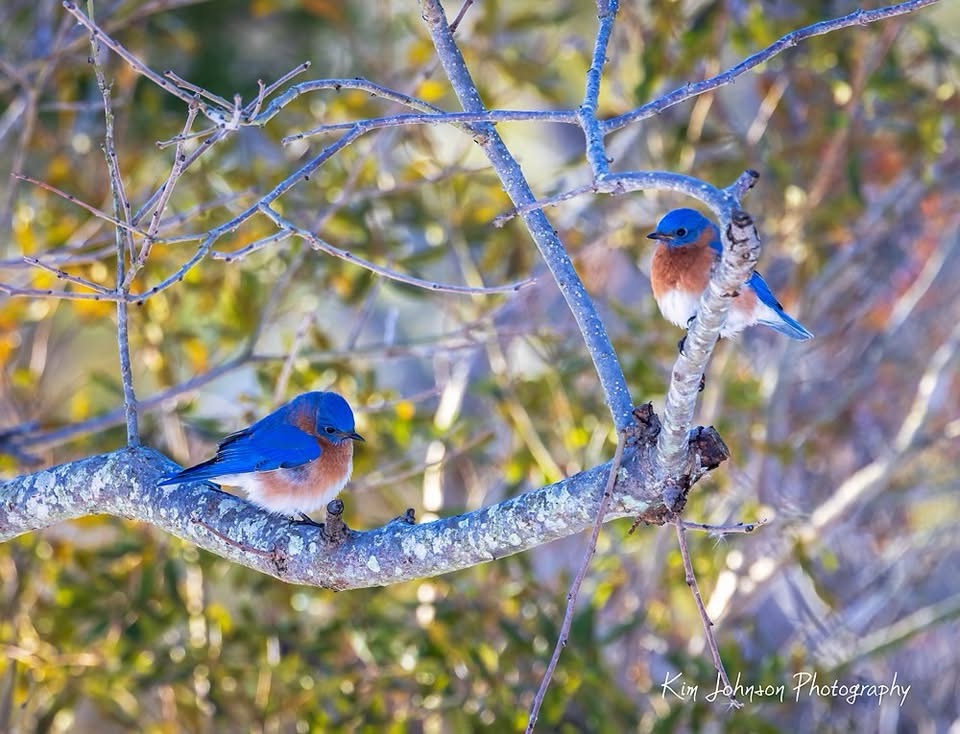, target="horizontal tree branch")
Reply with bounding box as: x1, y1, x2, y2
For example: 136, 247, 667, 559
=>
0, 408, 728, 589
